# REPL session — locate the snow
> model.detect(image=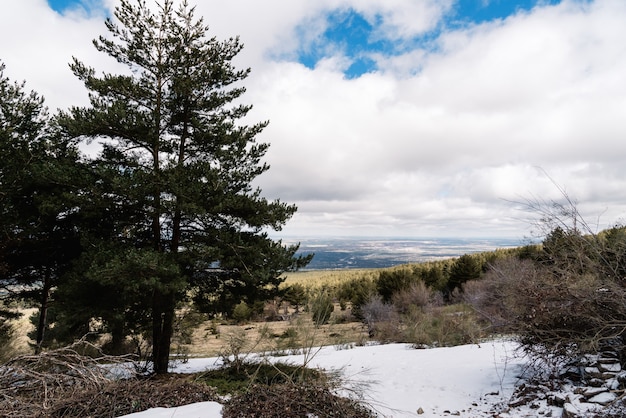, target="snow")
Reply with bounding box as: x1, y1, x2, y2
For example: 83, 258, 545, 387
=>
118, 340, 528, 418
120, 402, 223, 418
